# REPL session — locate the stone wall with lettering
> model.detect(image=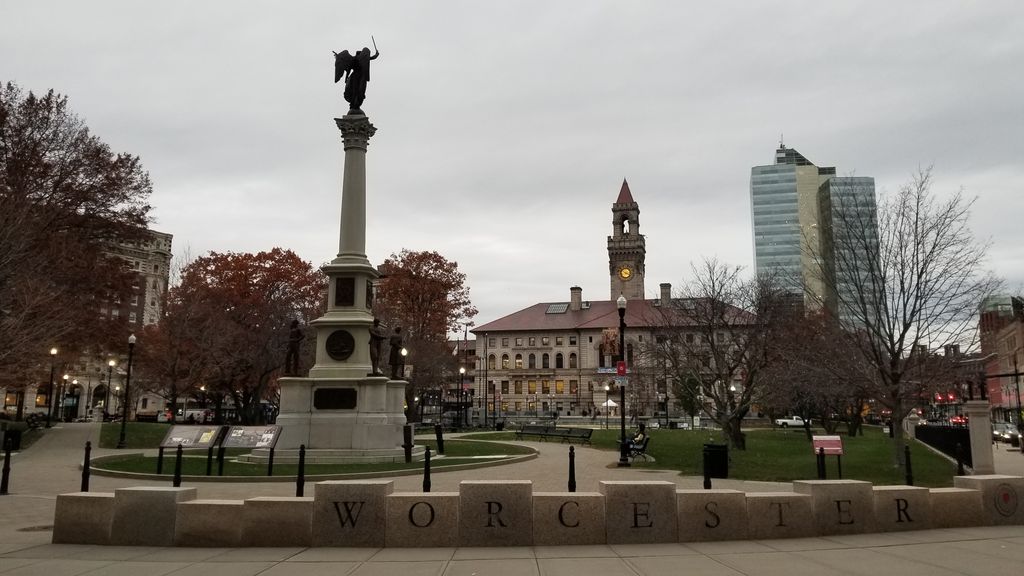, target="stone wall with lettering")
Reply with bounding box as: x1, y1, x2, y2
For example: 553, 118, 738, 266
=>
52, 475, 1024, 547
